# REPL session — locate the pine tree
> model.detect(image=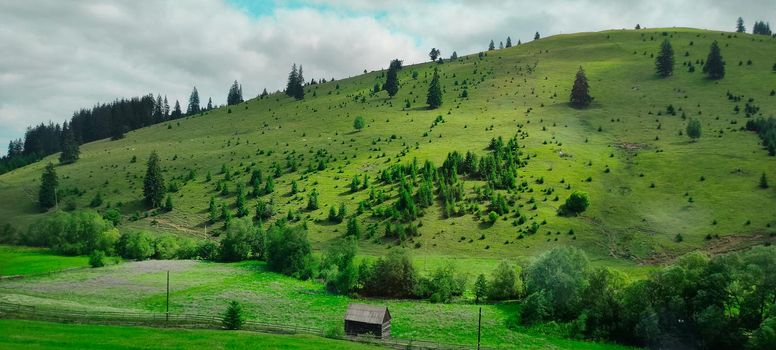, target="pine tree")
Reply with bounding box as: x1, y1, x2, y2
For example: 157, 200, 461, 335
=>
171, 100, 182, 119
353, 116, 365, 131
222, 300, 243, 330
474, 273, 488, 304
488, 39, 495, 51
163, 194, 174, 212
686, 119, 702, 140
655, 39, 674, 77
154, 95, 164, 122
346, 217, 361, 238
506, 36, 512, 48
307, 188, 319, 210
227, 80, 242, 105
206, 97, 213, 110
570, 66, 592, 108
534, 32, 541, 40
187, 86, 200, 114
260, 88, 268, 99
759, 172, 768, 189
429, 48, 440, 61
59, 126, 79, 164
295, 65, 305, 99
39, 162, 58, 209
426, 68, 443, 109
736, 17, 746, 33
703, 41, 725, 80
450, 51, 458, 60
383, 59, 402, 97
163, 96, 170, 120
143, 151, 165, 208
